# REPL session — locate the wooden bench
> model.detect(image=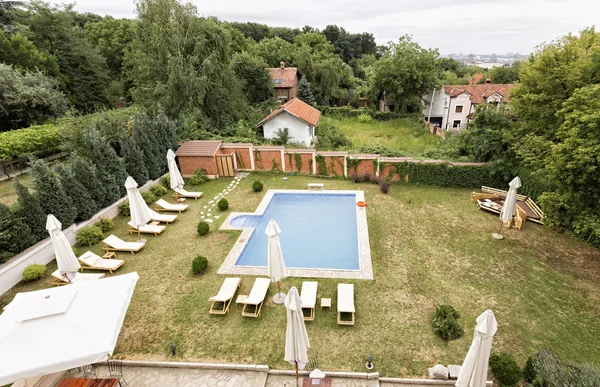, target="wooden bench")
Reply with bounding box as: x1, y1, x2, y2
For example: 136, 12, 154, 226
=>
308, 183, 324, 190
